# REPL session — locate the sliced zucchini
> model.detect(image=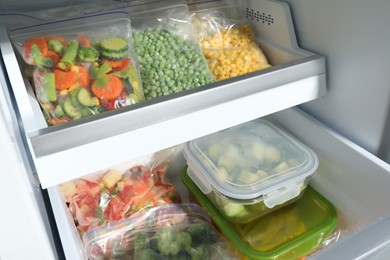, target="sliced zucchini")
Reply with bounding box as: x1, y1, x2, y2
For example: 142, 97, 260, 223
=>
100, 37, 128, 53
77, 88, 94, 107
101, 49, 128, 61
80, 108, 93, 117
53, 104, 64, 118
63, 96, 81, 119
70, 88, 84, 110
